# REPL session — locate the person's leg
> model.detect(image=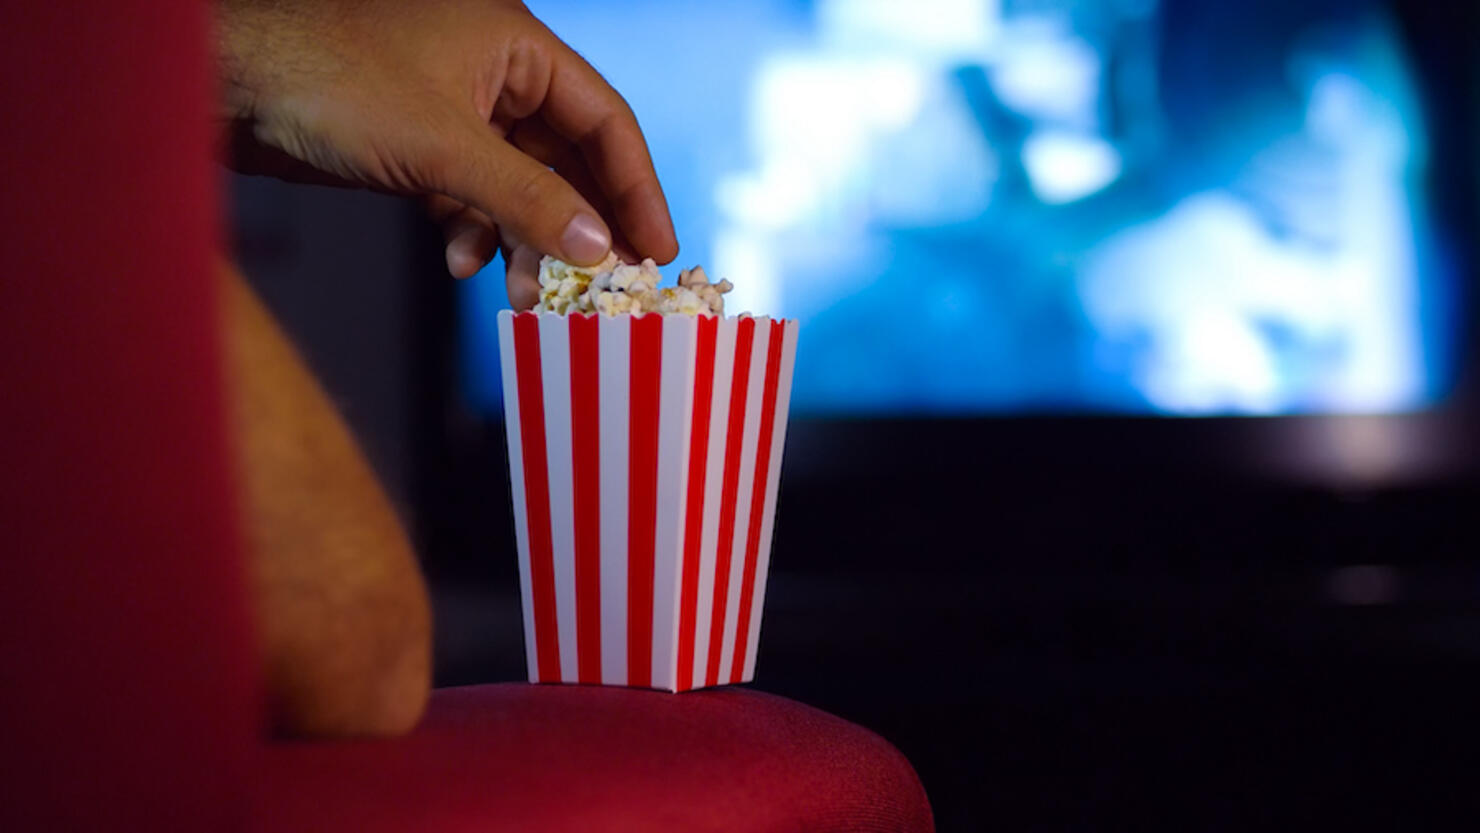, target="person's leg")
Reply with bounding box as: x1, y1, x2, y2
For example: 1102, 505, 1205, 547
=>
221, 263, 431, 738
